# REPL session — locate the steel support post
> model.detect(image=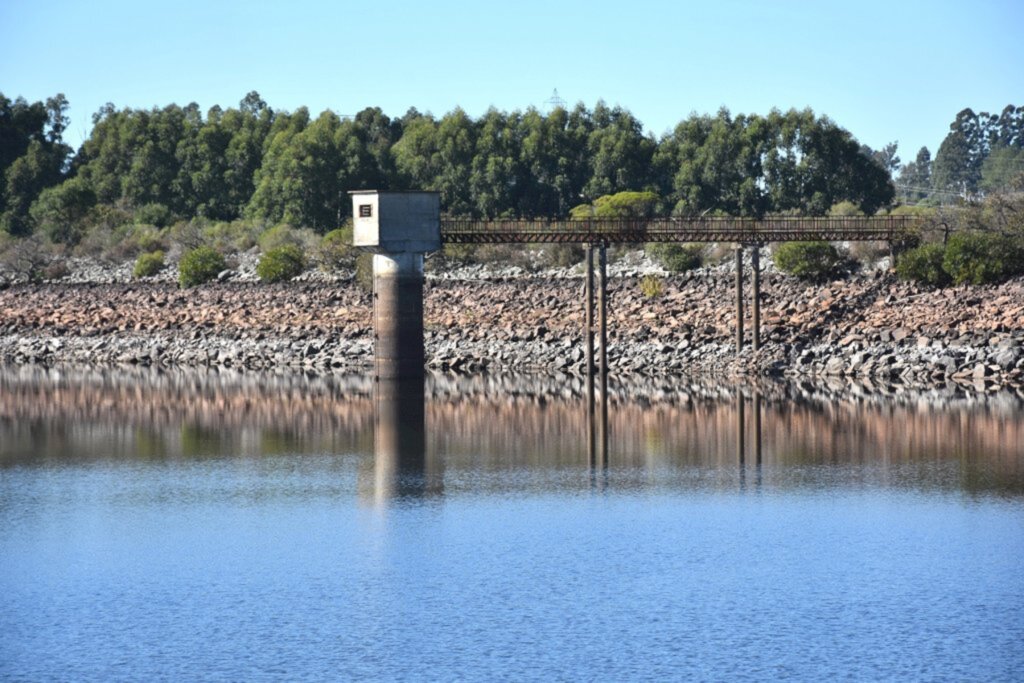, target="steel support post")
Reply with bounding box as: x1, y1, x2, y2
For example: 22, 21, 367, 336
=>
735, 246, 744, 353
598, 243, 609, 466
752, 247, 761, 351
753, 390, 762, 467
585, 245, 595, 465
737, 389, 746, 467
